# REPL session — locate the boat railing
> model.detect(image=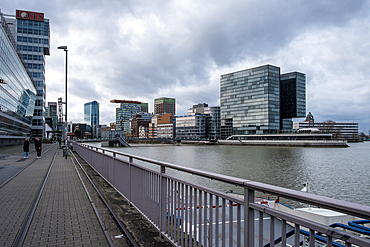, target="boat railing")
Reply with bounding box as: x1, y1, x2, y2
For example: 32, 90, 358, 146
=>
73, 142, 370, 247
